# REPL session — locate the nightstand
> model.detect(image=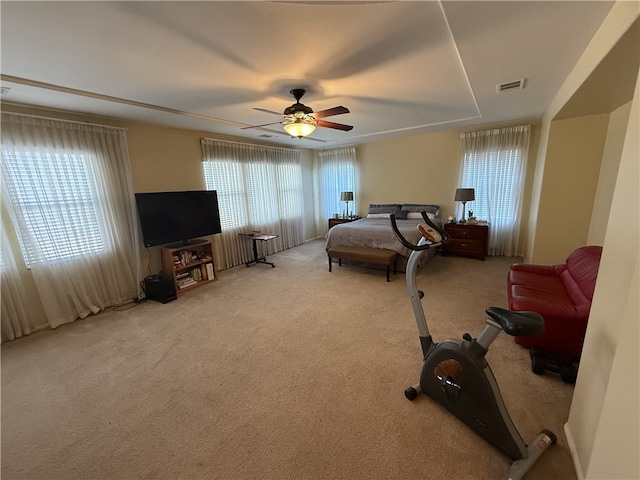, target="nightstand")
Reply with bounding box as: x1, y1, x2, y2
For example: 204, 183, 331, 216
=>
442, 223, 489, 260
328, 217, 361, 229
